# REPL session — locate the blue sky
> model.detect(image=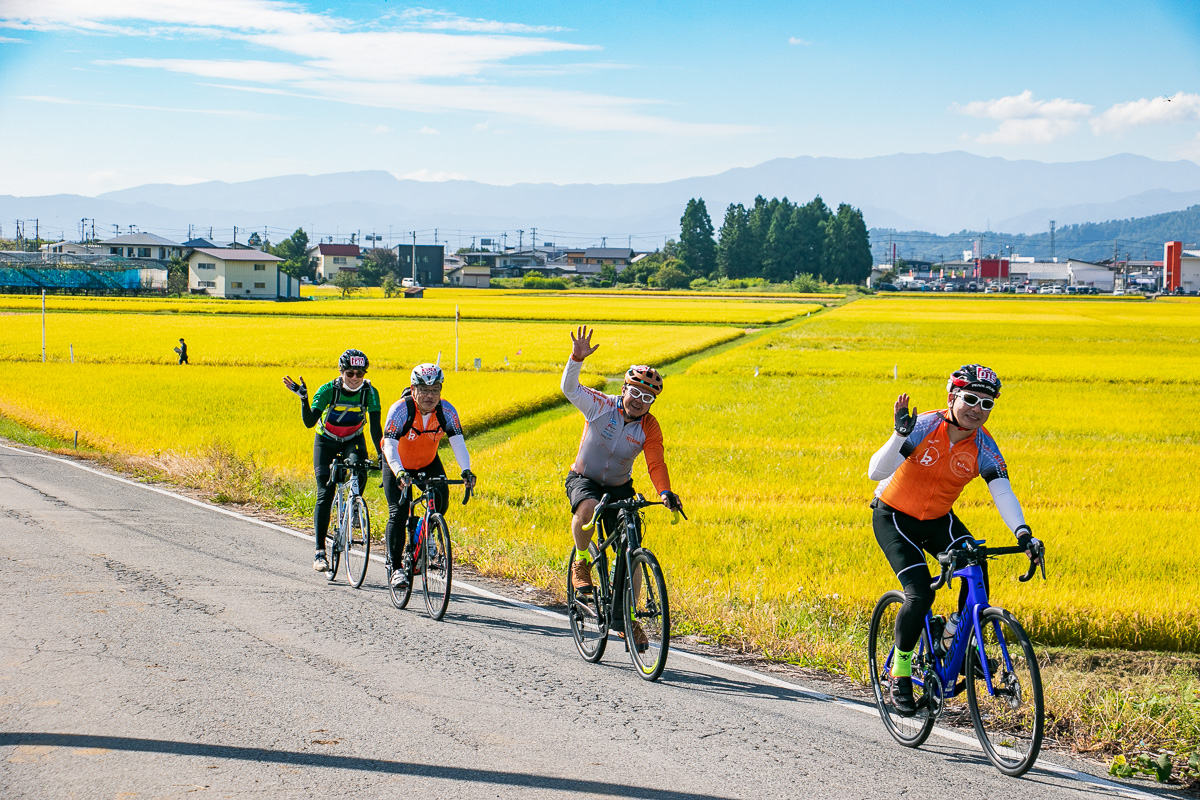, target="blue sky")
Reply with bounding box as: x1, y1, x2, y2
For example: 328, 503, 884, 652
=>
1, 0, 1198, 197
